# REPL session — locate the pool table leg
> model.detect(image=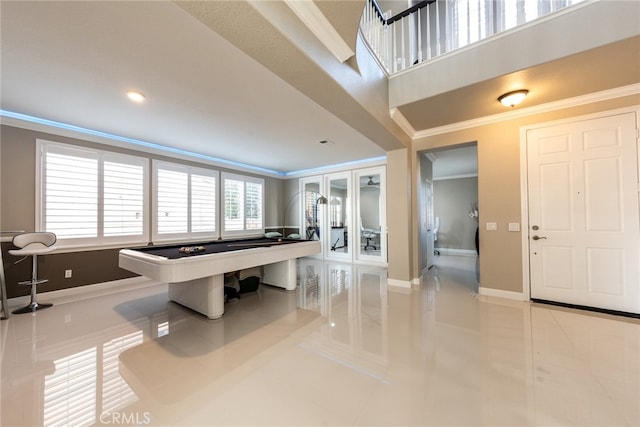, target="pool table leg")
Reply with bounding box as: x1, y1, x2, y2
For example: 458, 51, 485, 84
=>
168, 274, 225, 319
263, 259, 297, 291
